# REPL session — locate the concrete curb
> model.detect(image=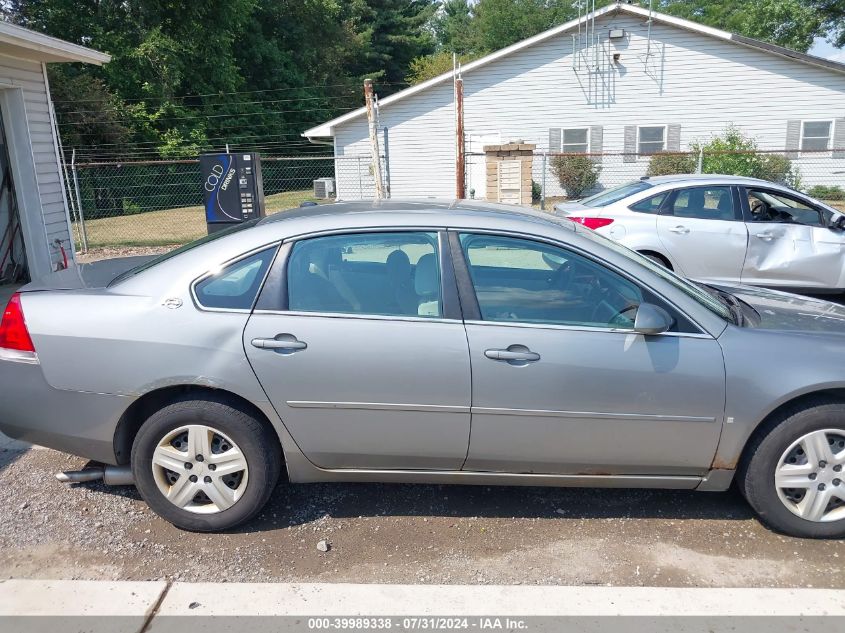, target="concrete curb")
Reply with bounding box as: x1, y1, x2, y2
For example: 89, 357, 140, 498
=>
1, 580, 845, 620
